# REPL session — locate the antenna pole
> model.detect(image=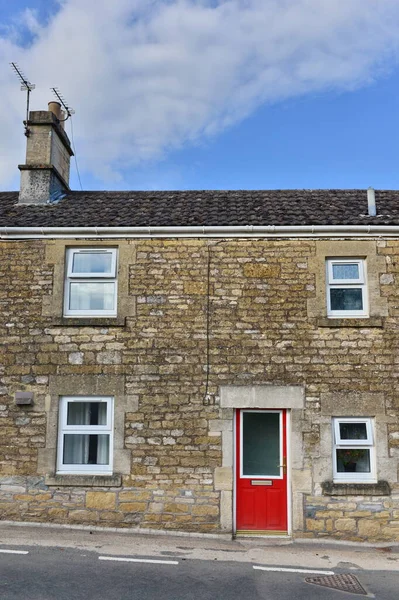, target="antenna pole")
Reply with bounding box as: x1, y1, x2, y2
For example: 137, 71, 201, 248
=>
10, 62, 36, 137
26, 86, 31, 126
